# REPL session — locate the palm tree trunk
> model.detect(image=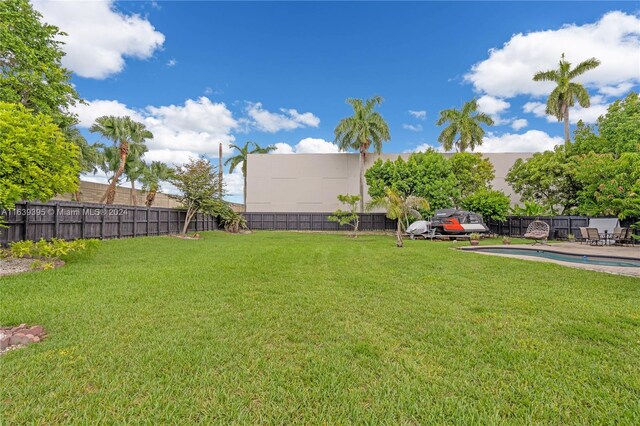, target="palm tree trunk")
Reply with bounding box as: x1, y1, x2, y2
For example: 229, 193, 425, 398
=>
396, 219, 403, 248
359, 150, 365, 212
130, 180, 137, 206
145, 190, 156, 208
103, 141, 129, 205
74, 191, 82, 202
563, 102, 570, 146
